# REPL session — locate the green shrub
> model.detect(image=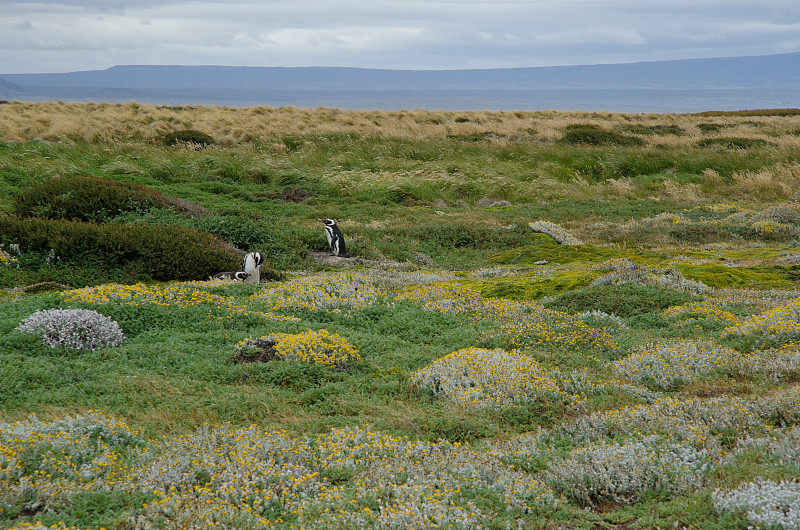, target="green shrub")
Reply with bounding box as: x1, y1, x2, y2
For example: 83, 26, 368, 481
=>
112, 208, 303, 272
160, 130, 216, 147
558, 124, 645, 147
14, 175, 206, 223
668, 223, 732, 243
669, 220, 796, 244
695, 137, 772, 149
407, 223, 532, 251
620, 124, 684, 136
192, 216, 266, 251
696, 123, 727, 133
0, 217, 240, 282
